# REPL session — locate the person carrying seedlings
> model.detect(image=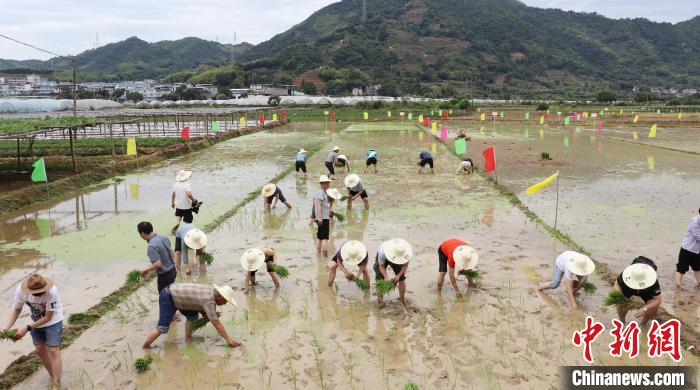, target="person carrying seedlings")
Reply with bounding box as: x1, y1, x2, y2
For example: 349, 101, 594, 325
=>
295, 148, 308, 177
143, 283, 240, 349
418, 150, 434, 174
364, 149, 378, 174
3, 274, 63, 389
345, 174, 369, 210
536, 251, 595, 309
456, 156, 474, 175
375, 238, 413, 306
328, 240, 369, 287
437, 239, 479, 297
137, 221, 177, 292
242, 247, 281, 289
314, 175, 333, 256
171, 169, 198, 234
613, 256, 662, 324
336, 153, 351, 173
325, 146, 340, 180
675, 208, 700, 287
262, 183, 292, 211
